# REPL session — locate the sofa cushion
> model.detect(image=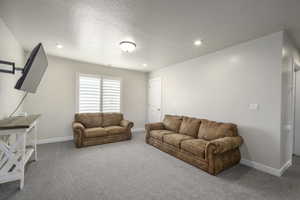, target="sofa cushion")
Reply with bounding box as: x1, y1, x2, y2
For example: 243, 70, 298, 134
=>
163, 134, 193, 148
75, 113, 103, 128
102, 113, 123, 127
104, 126, 127, 135
179, 117, 201, 137
181, 139, 208, 159
198, 119, 238, 141
149, 130, 175, 141
163, 115, 182, 132
84, 127, 108, 138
